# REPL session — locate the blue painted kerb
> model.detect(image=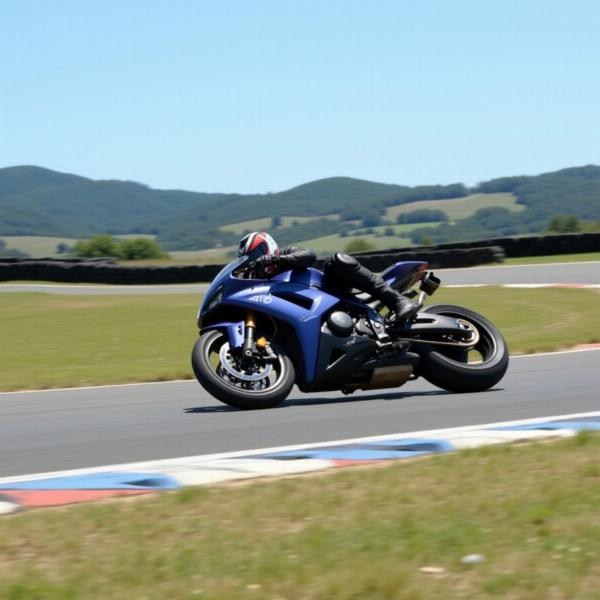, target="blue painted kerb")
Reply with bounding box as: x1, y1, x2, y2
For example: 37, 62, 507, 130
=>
0, 471, 180, 491
253, 437, 454, 461
494, 421, 600, 432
